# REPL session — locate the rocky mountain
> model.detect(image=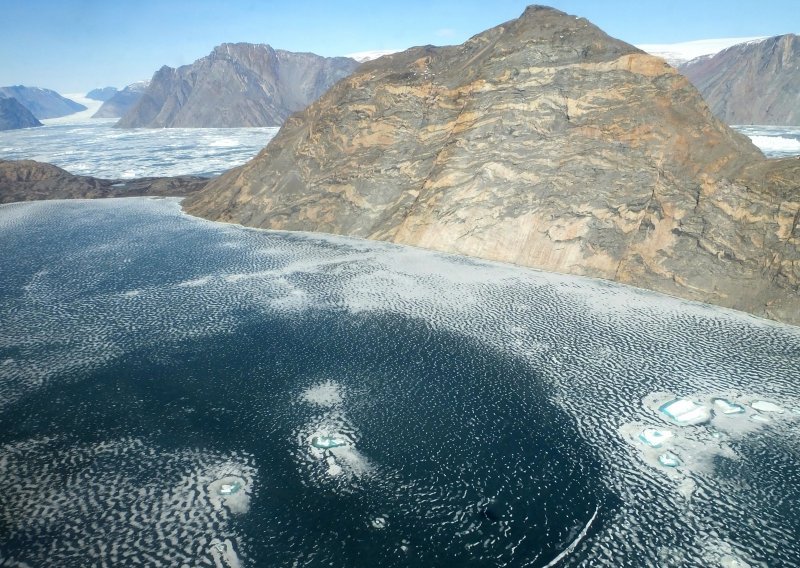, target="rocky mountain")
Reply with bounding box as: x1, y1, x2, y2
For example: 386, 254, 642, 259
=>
679, 34, 800, 125
0, 159, 208, 203
0, 97, 43, 130
0, 86, 85, 119
116, 44, 359, 128
93, 81, 149, 118
185, 6, 800, 326
86, 87, 118, 101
